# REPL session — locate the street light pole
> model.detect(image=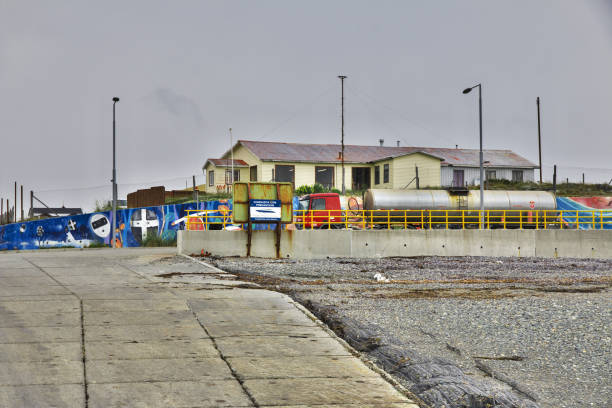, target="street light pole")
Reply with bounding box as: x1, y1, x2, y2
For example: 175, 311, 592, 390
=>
462, 84, 484, 228
112, 97, 120, 247
338, 75, 347, 195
